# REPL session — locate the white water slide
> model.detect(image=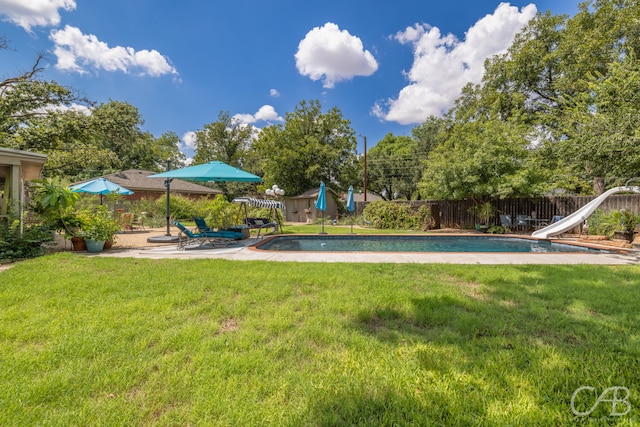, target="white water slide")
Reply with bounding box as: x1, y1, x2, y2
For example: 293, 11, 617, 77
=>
531, 186, 640, 239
